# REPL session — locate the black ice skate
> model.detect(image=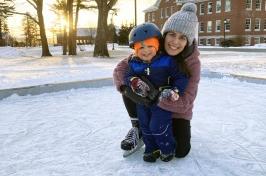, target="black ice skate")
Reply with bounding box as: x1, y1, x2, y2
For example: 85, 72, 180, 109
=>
160, 153, 174, 162
121, 127, 144, 157
143, 150, 160, 163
